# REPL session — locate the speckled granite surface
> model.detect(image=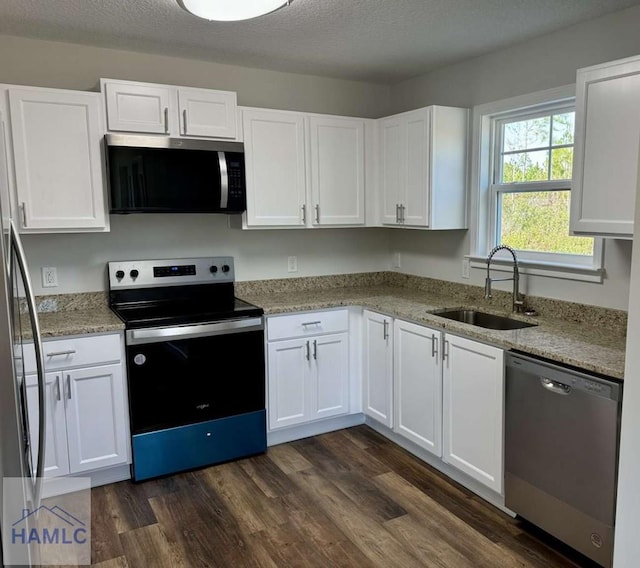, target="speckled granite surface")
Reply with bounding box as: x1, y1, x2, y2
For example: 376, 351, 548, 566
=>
29, 292, 124, 338
238, 274, 627, 380
31, 275, 627, 379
